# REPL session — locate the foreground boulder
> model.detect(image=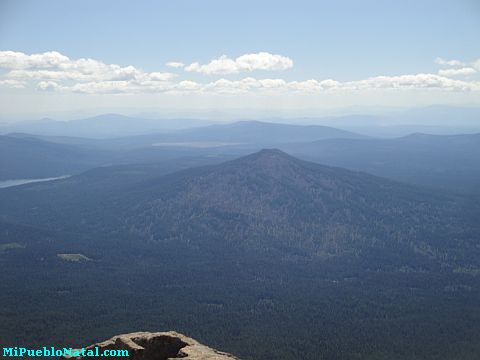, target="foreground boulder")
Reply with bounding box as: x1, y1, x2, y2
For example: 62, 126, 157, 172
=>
62, 331, 239, 359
